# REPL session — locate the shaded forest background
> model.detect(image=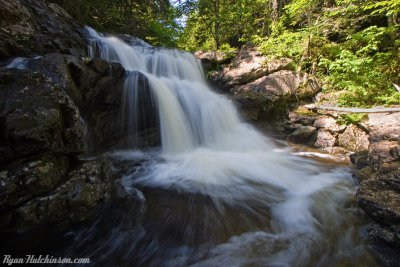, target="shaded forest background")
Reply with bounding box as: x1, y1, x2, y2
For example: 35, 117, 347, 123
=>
51, 0, 399, 107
